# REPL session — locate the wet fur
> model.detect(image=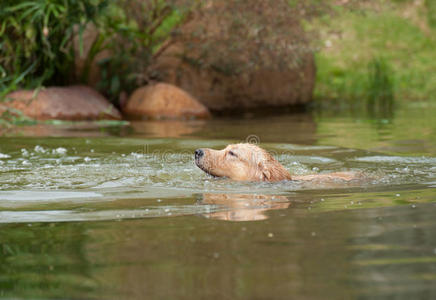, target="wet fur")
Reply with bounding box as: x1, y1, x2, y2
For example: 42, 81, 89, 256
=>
195, 143, 357, 182
195, 143, 291, 181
